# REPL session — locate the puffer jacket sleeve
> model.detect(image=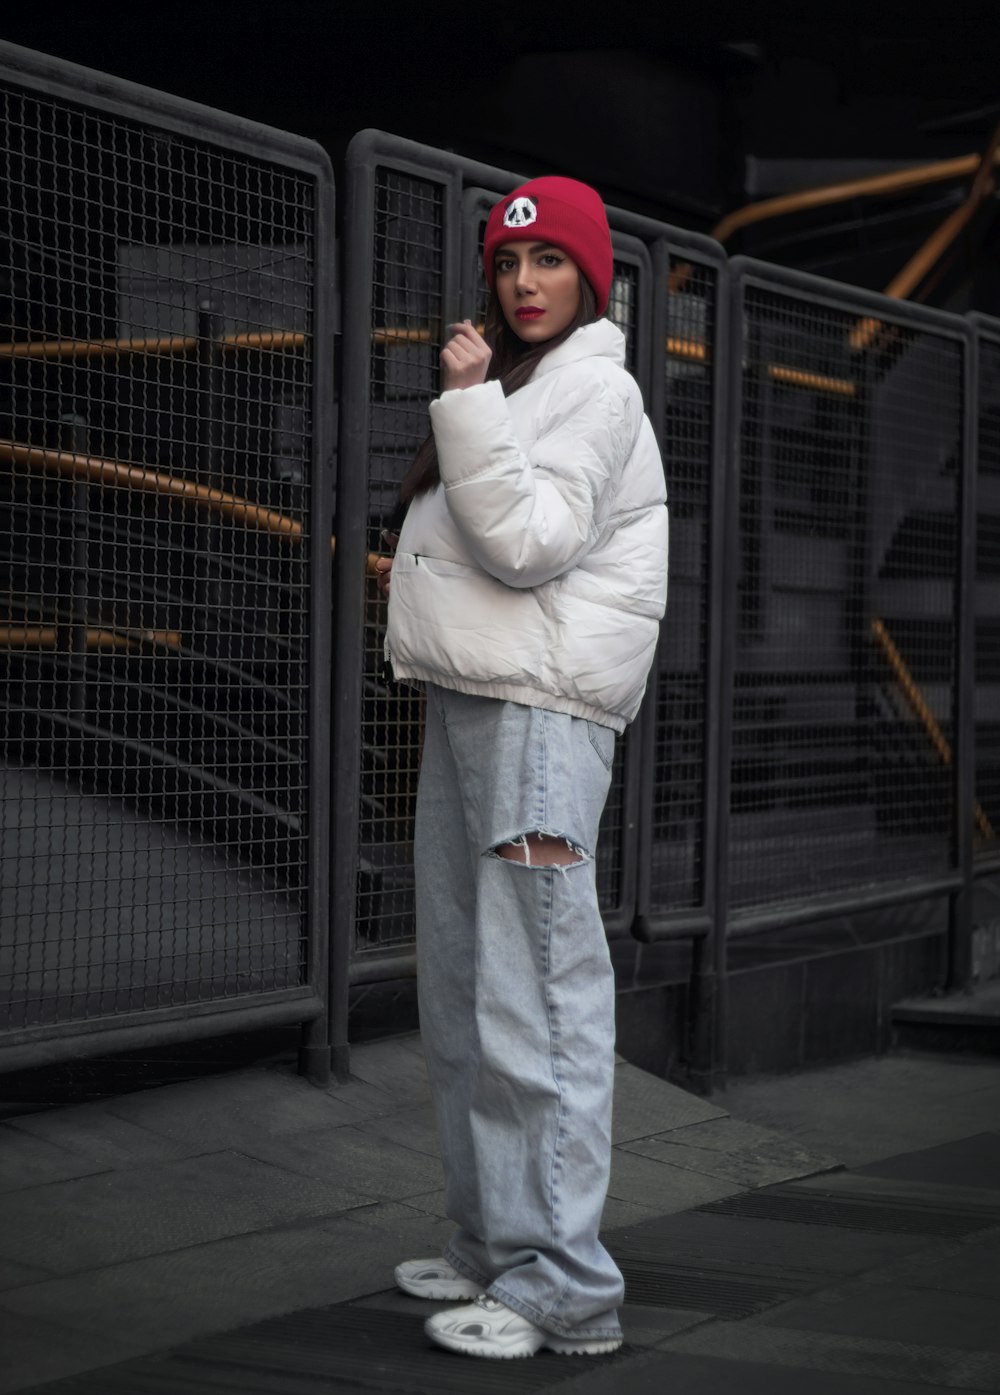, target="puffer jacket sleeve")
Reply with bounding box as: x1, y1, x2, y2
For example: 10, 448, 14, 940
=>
429, 371, 637, 588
